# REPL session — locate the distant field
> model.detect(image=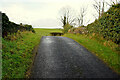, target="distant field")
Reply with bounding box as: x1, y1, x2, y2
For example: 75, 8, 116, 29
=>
34, 28, 62, 34
2, 28, 62, 78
